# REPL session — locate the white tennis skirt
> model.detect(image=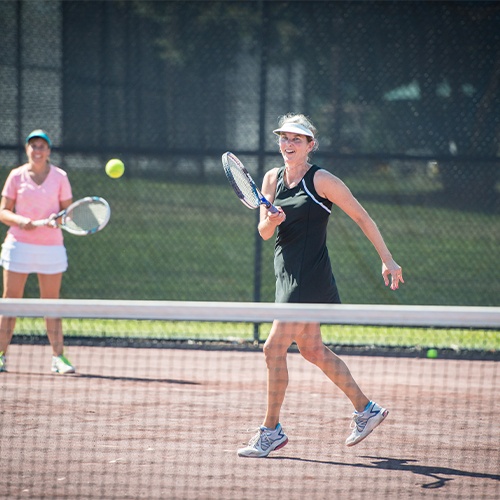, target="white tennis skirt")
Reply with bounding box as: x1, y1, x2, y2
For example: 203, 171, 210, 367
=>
0, 241, 68, 274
